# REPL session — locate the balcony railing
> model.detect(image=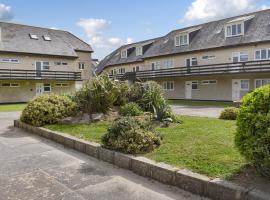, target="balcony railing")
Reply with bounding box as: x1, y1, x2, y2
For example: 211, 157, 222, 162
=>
109, 59, 270, 80
0, 69, 81, 81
